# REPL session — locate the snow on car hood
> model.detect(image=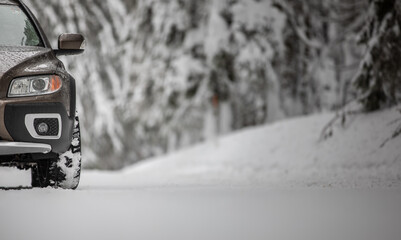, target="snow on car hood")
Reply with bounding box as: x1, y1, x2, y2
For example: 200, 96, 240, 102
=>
0, 47, 52, 77
0, 47, 44, 71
